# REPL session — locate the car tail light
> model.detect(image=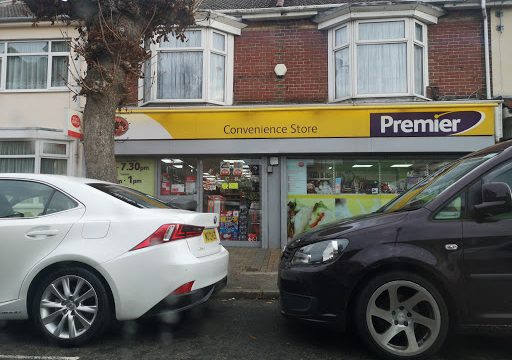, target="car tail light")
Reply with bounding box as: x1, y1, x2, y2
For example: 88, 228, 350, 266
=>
172, 281, 195, 295
131, 224, 204, 251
